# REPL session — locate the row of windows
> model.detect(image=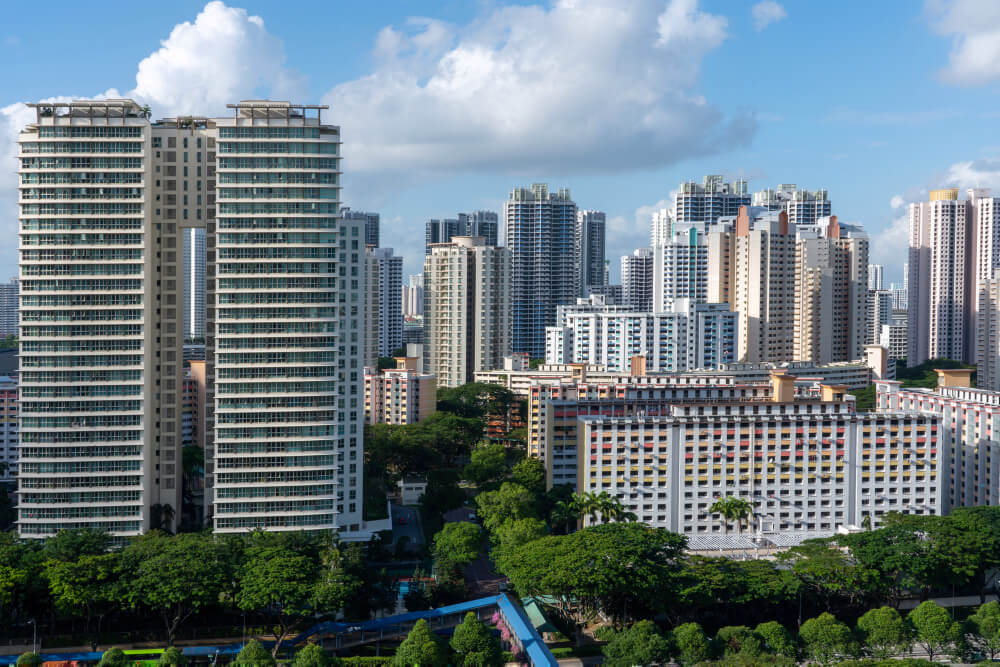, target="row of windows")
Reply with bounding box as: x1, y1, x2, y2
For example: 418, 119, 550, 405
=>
21, 233, 144, 246
21, 384, 142, 398
217, 335, 337, 349
218, 292, 335, 305
218, 127, 321, 139
21, 431, 141, 443
215, 455, 336, 469
21, 446, 142, 458
215, 483, 337, 498
21, 218, 144, 230
21, 279, 142, 291
39, 127, 144, 138
21, 187, 143, 200
216, 425, 339, 439
218, 172, 335, 184
20, 460, 142, 473
216, 261, 336, 274
20, 474, 141, 488
21, 369, 142, 382
216, 439, 338, 453
20, 521, 141, 535
214, 499, 336, 514
217, 278, 336, 291
218, 187, 338, 200
217, 232, 337, 245
216, 367, 340, 380
217, 216, 338, 230
21, 293, 142, 307
22, 265, 143, 278
216, 307, 338, 320
21, 203, 143, 215
22, 173, 143, 184
218, 248, 337, 260
218, 202, 337, 214
21, 415, 142, 428
214, 514, 335, 529
21, 249, 143, 262
215, 381, 340, 394
21, 142, 143, 154
215, 410, 338, 425
21, 158, 142, 169
215, 469, 337, 484
218, 157, 337, 170
21, 355, 143, 368
217, 142, 338, 155
20, 490, 142, 504
216, 321, 335, 335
